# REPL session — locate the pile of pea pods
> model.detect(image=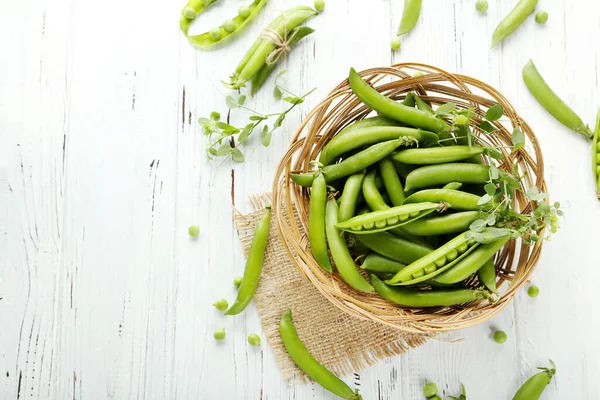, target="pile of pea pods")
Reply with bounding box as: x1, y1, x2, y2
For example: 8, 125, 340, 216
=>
291, 68, 516, 308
